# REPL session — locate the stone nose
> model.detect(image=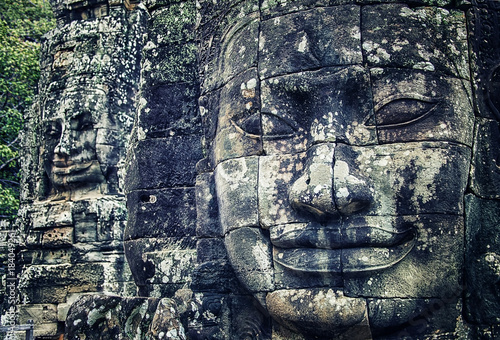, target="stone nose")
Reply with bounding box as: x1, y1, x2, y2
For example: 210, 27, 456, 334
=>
54, 125, 70, 156
288, 143, 372, 221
